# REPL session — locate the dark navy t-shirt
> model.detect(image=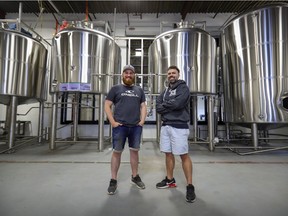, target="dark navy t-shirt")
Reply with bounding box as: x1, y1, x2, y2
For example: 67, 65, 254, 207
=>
106, 84, 146, 126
